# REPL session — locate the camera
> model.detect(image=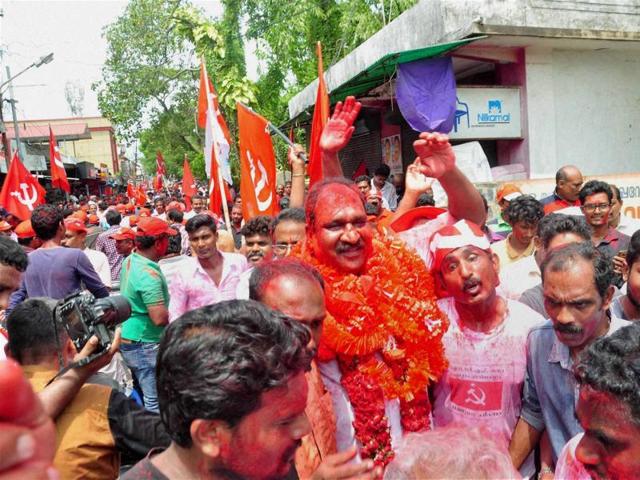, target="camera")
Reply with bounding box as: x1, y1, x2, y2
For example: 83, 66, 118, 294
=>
55, 291, 131, 353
